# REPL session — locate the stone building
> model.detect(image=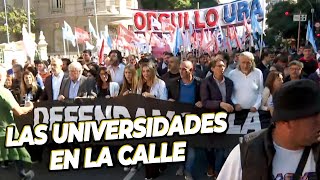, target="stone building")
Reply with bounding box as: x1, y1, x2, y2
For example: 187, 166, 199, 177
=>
1, 0, 139, 55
